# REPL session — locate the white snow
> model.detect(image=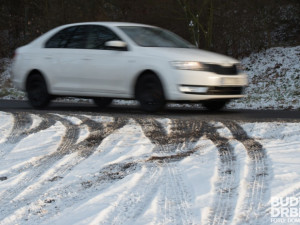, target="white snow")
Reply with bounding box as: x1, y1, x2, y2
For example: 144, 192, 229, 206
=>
229, 46, 300, 110
243, 122, 300, 200
0, 112, 13, 143
0, 121, 65, 176
0, 112, 300, 224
